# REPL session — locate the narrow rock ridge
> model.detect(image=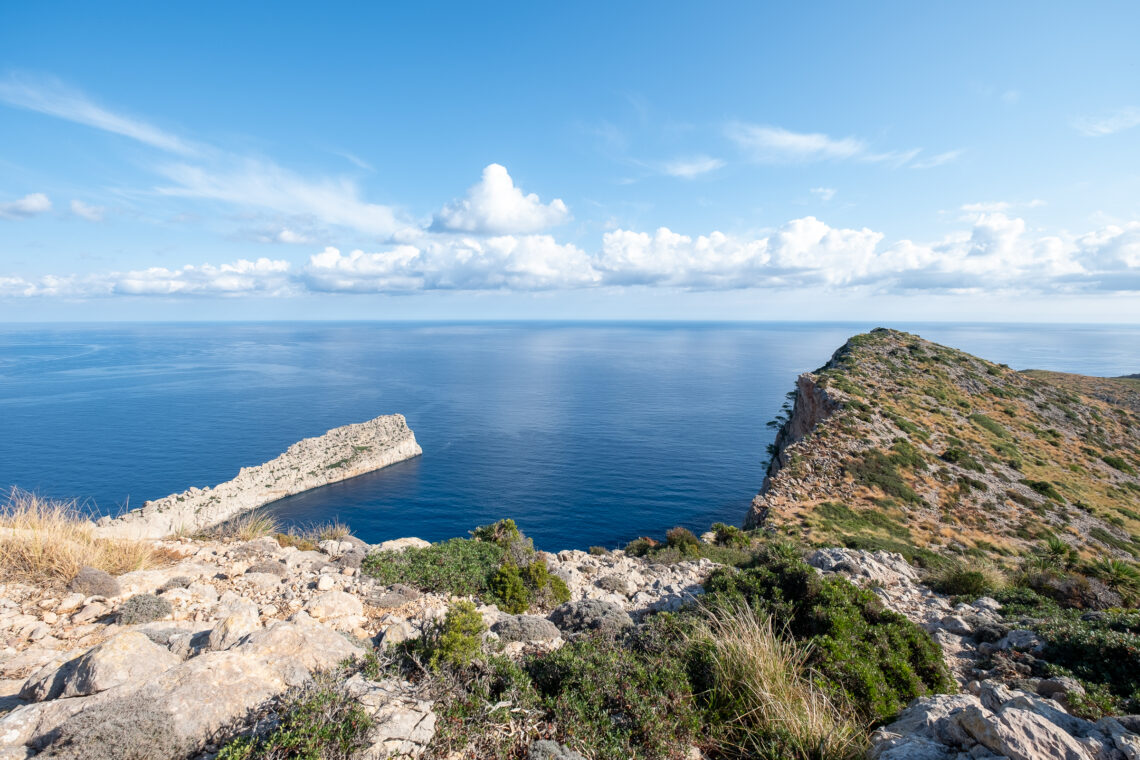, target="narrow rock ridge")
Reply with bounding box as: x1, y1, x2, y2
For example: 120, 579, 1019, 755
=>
95, 415, 422, 540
